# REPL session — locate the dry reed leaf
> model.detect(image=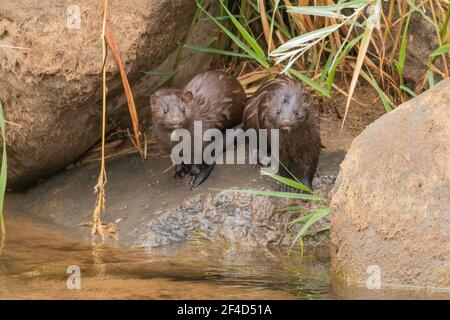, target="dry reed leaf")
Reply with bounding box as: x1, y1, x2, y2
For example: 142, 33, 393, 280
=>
92, 139, 124, 152
290, 0, 314, 31
388, 0, 407, 63
340, 3, 379, 134
90, 0, 114, 241
163, 163, 175, 174
104, 24, 144, 159
284, 0, 308, 32
258, 0, 275, 52
238, 70, 270, 86
245, 86, 260, 95
429, 1, 449, 76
